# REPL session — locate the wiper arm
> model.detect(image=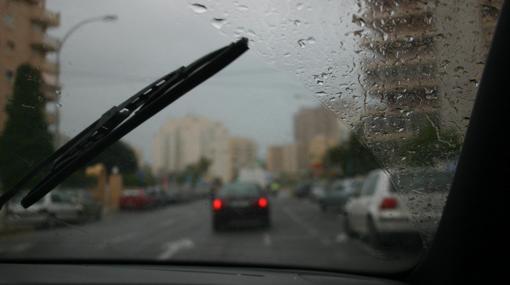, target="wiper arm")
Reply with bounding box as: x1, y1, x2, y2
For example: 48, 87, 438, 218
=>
0, 37, 248, 209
